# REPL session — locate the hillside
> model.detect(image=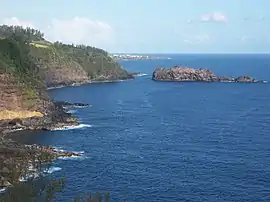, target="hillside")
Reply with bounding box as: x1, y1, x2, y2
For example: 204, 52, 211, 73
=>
0, 25, 133, 88
0, 25, 132, 124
